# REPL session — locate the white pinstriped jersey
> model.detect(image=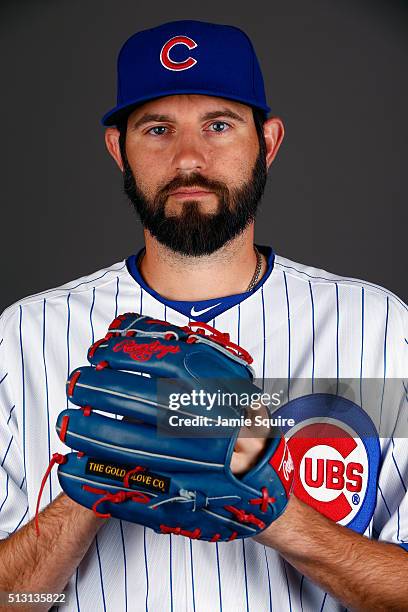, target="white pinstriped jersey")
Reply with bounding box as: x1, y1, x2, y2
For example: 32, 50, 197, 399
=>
0, 249, 407, 612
